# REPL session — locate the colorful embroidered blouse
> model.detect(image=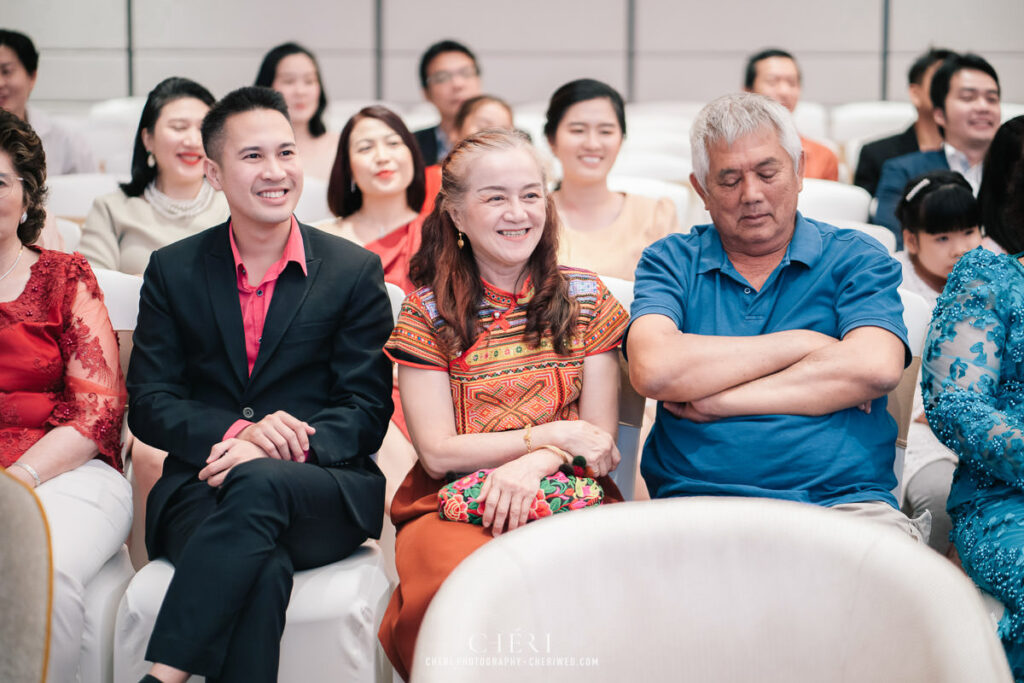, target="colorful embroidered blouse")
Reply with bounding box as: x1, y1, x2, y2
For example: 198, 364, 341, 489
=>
0, 248, 126, 469
385, 267, 628, 435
